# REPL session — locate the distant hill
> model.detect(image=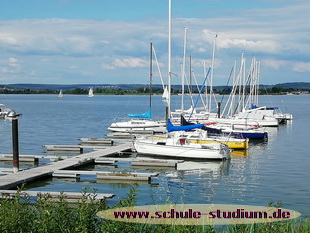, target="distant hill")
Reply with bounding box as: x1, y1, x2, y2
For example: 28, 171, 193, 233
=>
1, 82, 309, 91
273, 82, 310, 89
